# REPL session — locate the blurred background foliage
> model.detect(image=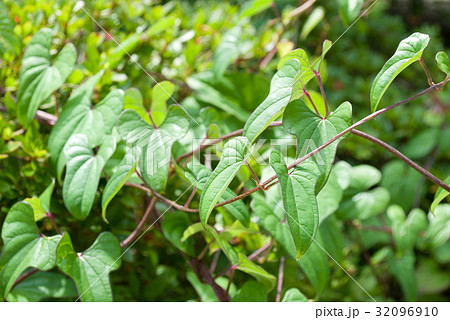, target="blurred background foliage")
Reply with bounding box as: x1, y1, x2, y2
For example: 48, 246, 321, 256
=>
0, 0, 449, 302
